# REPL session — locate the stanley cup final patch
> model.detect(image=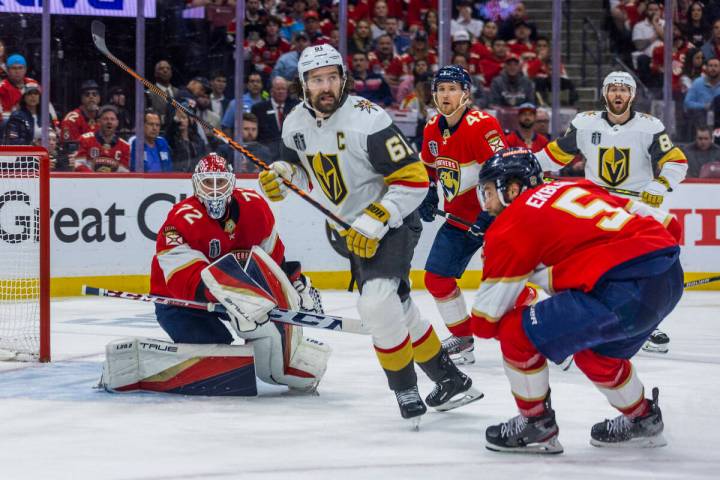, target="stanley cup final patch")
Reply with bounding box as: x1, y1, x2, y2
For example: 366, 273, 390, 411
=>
428, 140, 439, 156
293, 132, 306, 151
